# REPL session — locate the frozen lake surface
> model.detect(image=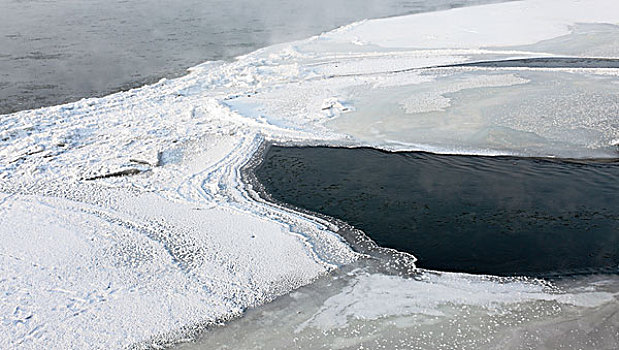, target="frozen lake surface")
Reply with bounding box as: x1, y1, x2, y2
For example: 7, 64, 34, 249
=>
1, 0, 618, 348
180, 264, 619, 350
